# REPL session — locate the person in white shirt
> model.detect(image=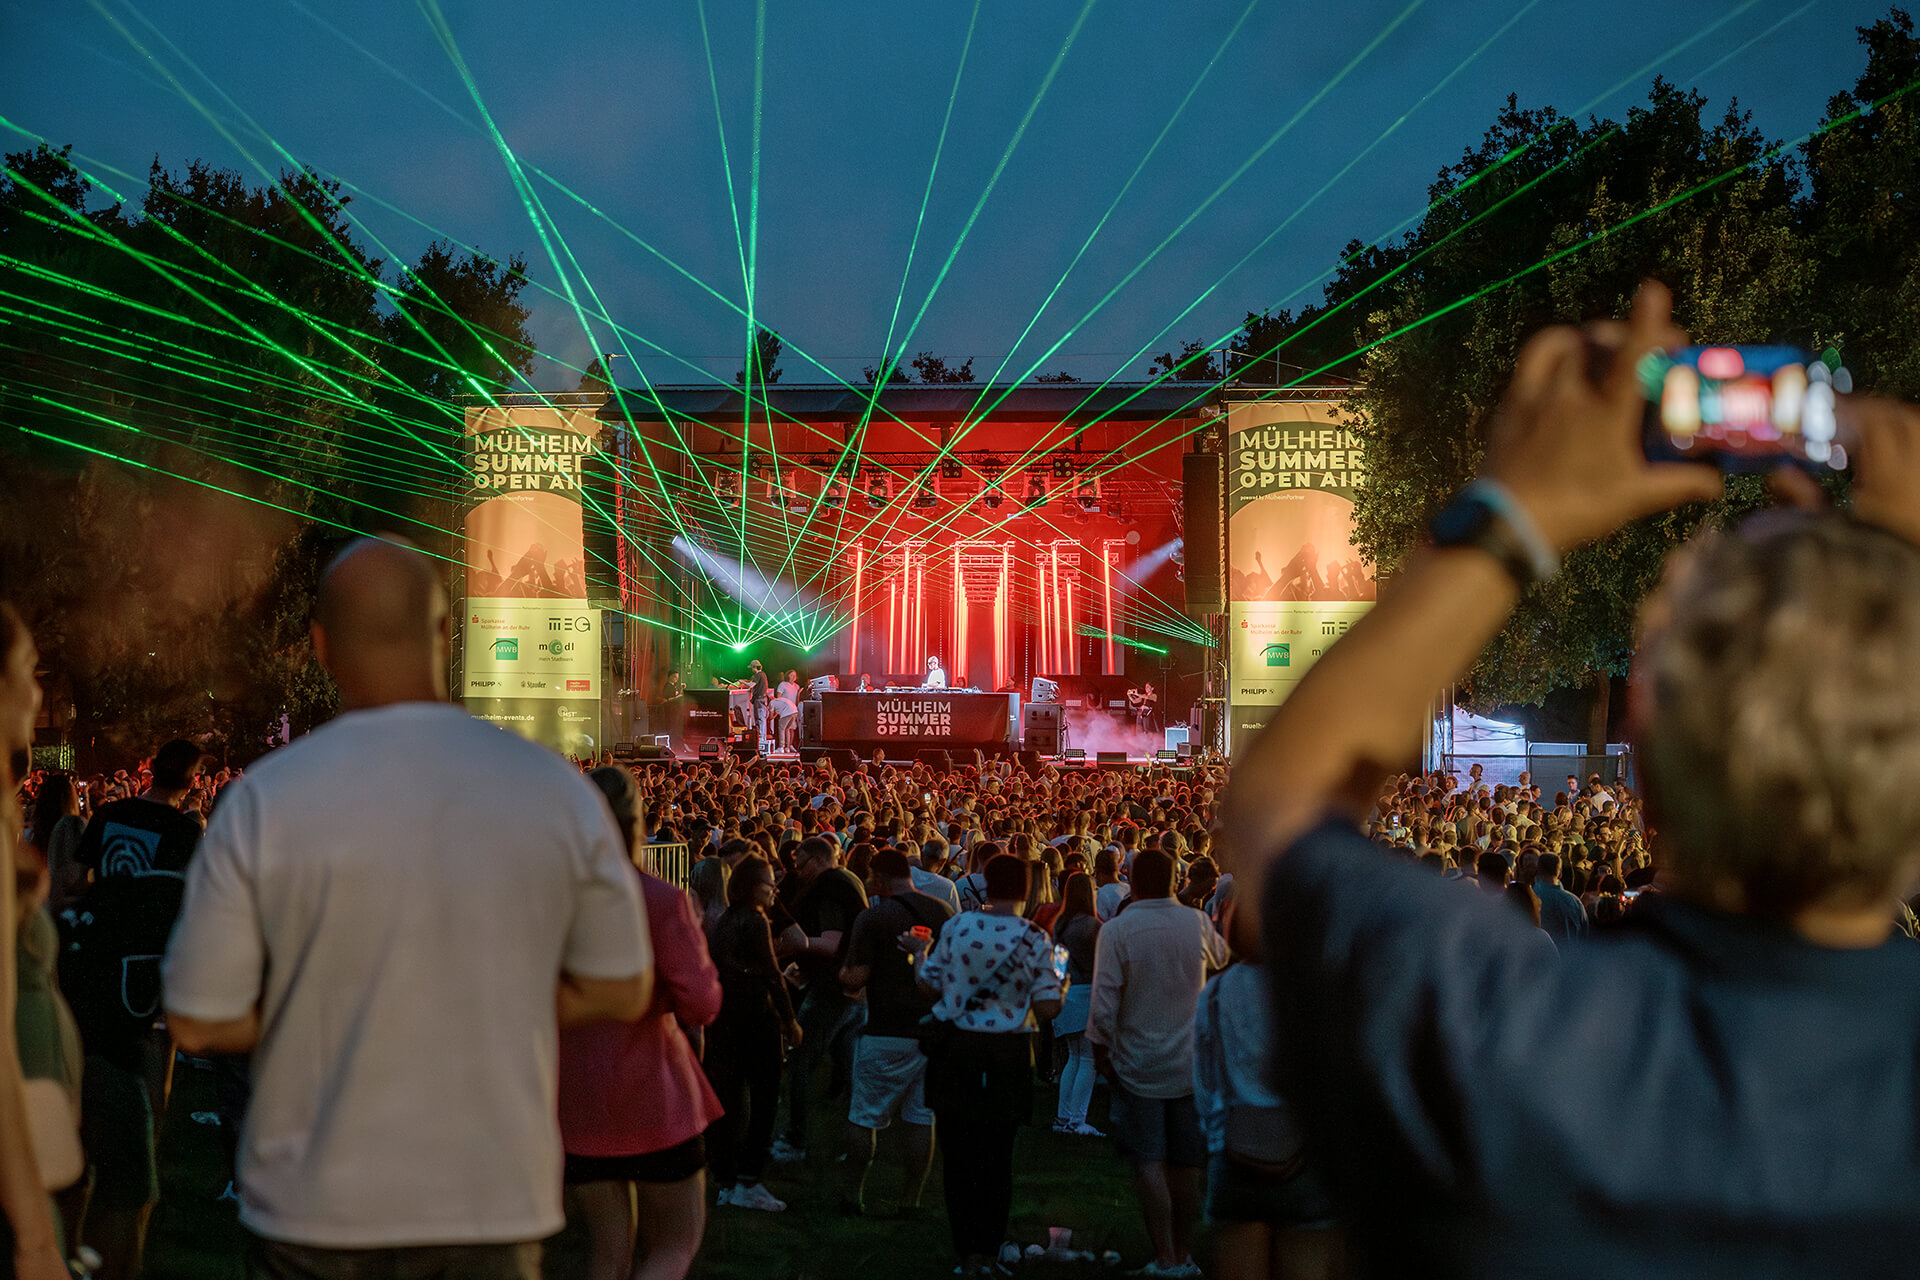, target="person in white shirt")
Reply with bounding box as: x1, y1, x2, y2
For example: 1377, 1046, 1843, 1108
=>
924, 656, 947, 689
164, 538, 652, 1279
1088, 848, 1229, 1279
